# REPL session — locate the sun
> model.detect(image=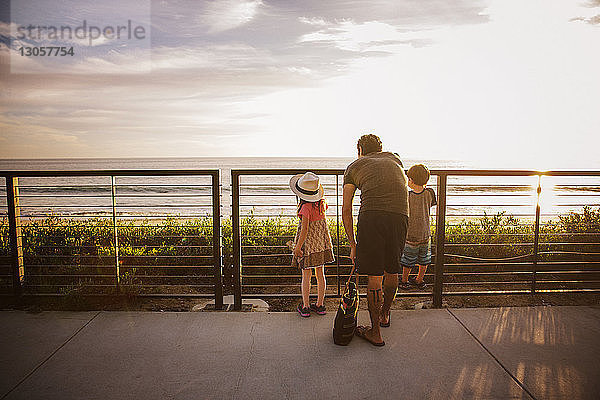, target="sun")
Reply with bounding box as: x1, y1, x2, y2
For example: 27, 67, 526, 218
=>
535, 175, 557, 213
